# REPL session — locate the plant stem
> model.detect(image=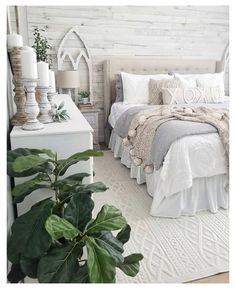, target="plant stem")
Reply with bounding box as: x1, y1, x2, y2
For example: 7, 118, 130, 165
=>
54, 152, 59, 203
